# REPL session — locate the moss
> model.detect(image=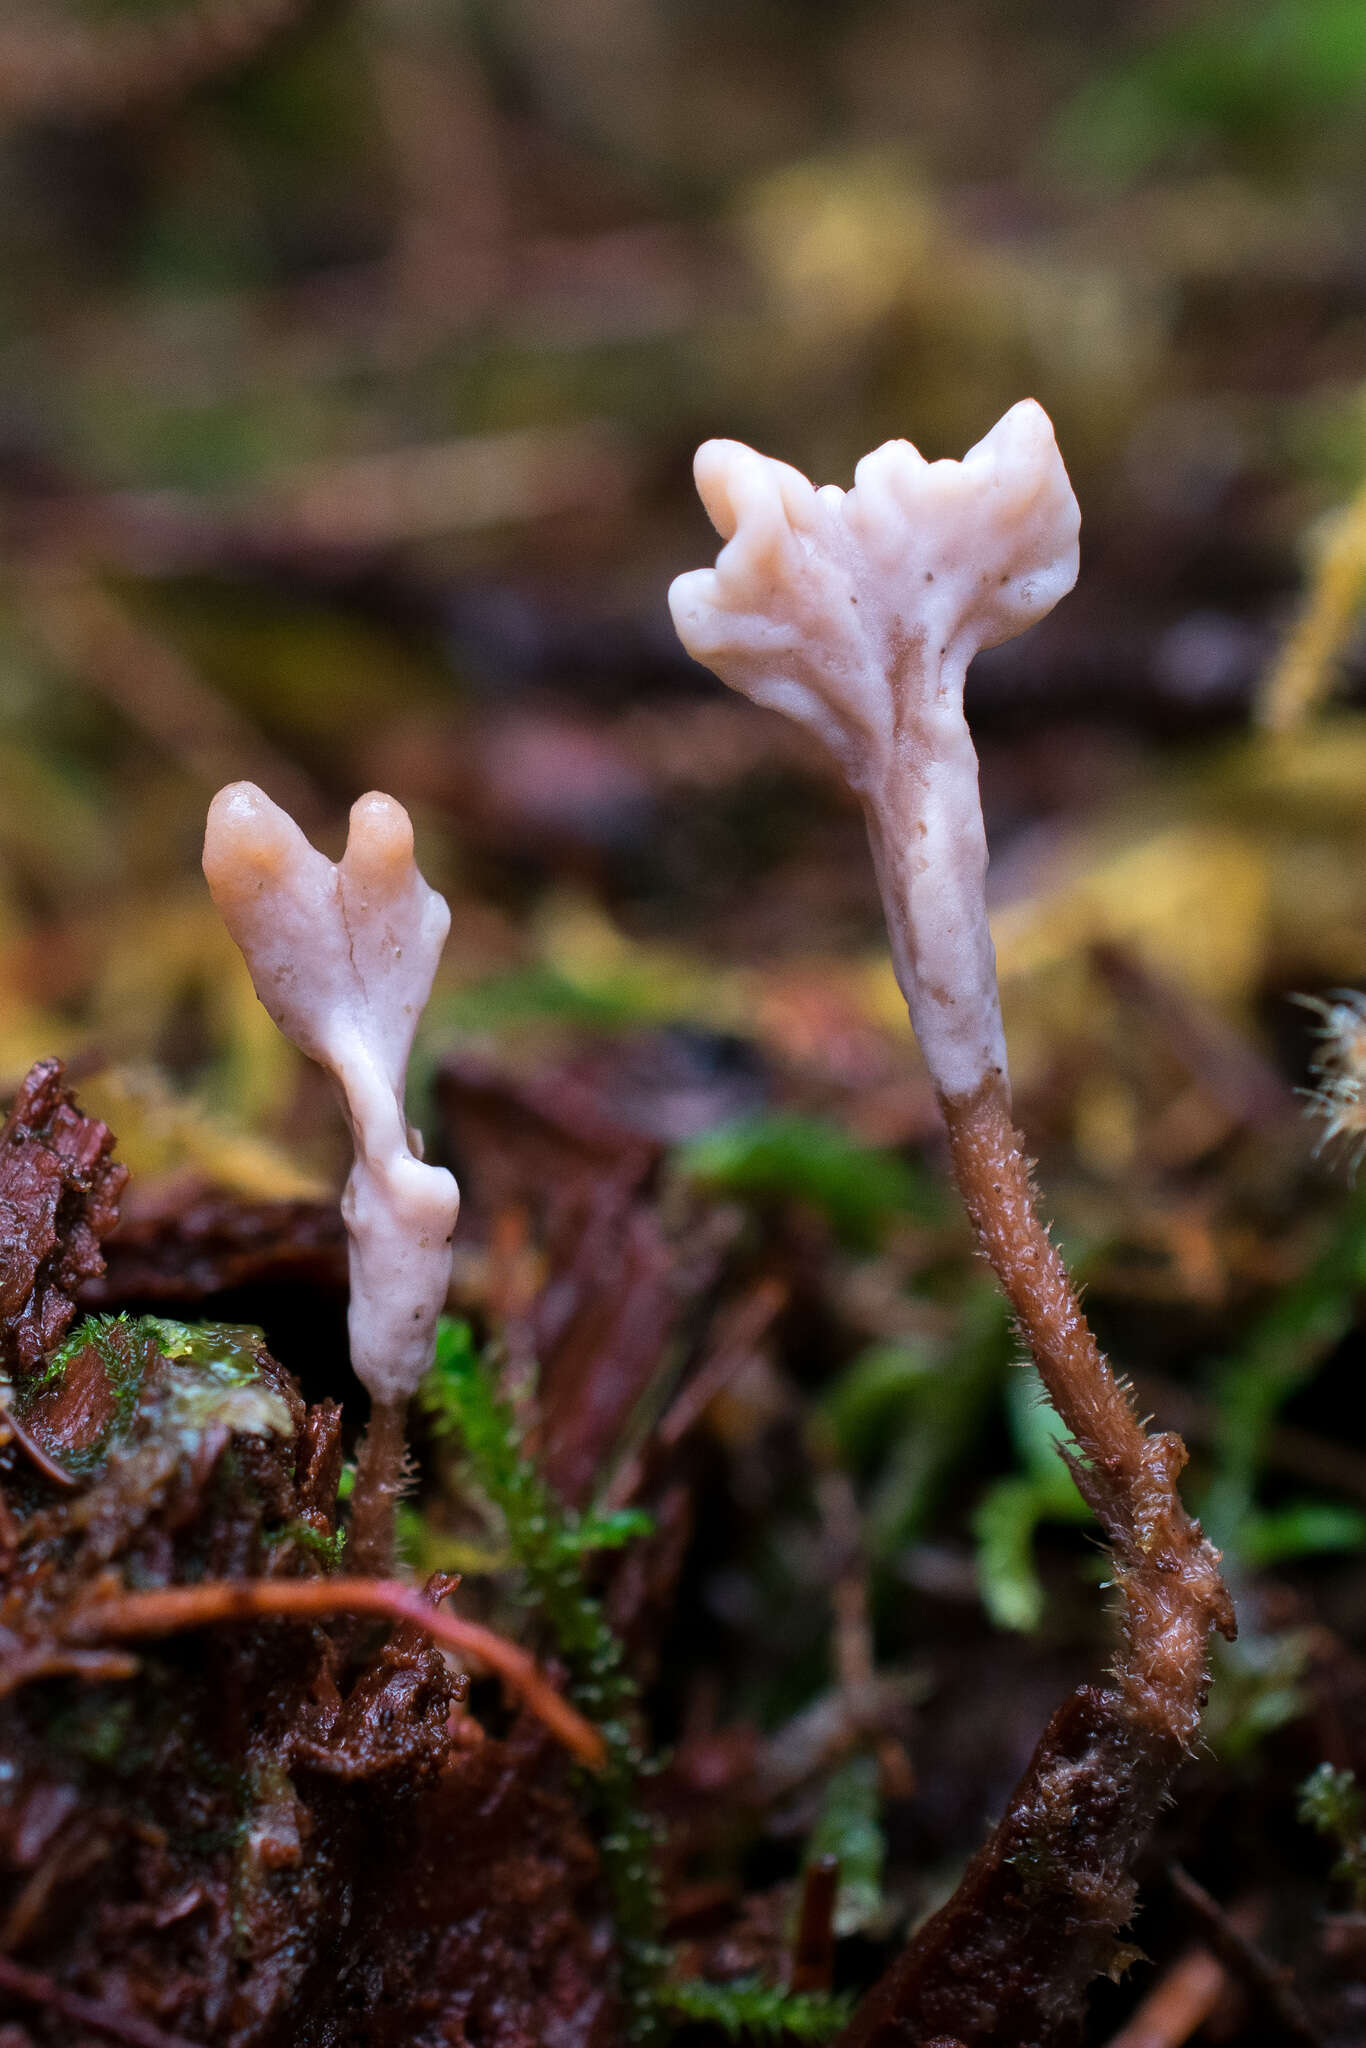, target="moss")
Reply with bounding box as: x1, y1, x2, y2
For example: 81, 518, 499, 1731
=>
420, 1318, 666, 2045
661, 1976, 852, 2041
48, 1692, 138, 1770
1299, 1762, 1366, 1907
263, 1519, 347, 1568
21, 1314, 292, 1482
